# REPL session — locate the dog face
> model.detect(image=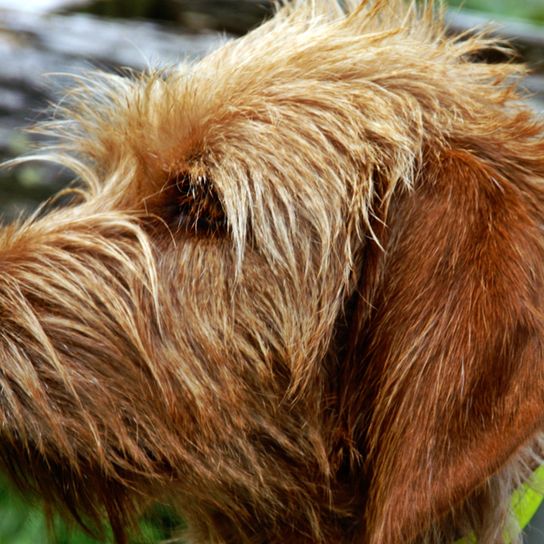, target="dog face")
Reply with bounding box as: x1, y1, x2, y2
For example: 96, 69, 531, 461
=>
1, 1, 544, 543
